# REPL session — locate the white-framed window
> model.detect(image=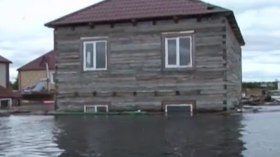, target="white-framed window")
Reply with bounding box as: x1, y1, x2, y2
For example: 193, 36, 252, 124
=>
0, 98, 12, 109
84, 105, 109, 113
165, 104, 193, 116
49, 71, 54, 84
164, 36, 193, 68
83, 40, 107, 71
